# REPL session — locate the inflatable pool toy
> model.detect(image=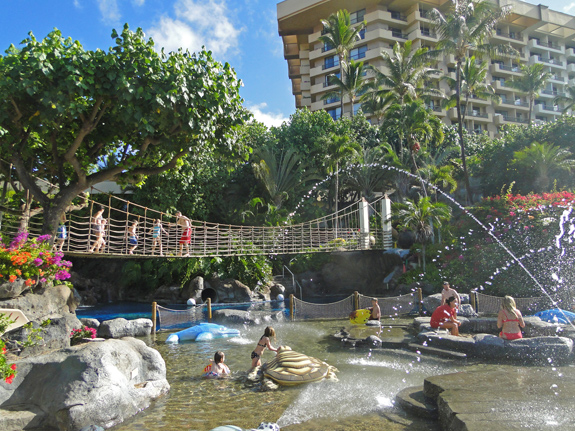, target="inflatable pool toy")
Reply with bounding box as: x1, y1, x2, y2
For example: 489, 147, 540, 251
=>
262, 346, 338, 386
349, 309, 371, 324
534, 308, 575, 324
165, 322, 240, 343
